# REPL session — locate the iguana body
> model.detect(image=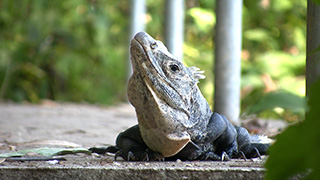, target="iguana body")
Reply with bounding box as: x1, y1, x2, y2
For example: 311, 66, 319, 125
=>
113, 32, 271, 161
